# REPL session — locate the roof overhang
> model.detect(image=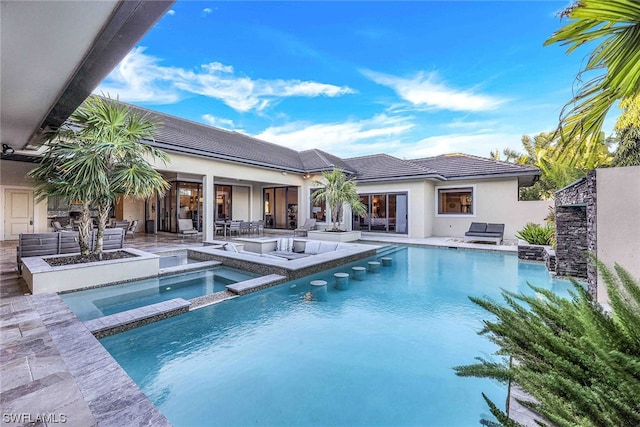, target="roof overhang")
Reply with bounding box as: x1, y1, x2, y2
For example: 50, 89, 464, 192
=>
0, 0, 174, 151
355, 174, 446, 183
444, 171, 540, 187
